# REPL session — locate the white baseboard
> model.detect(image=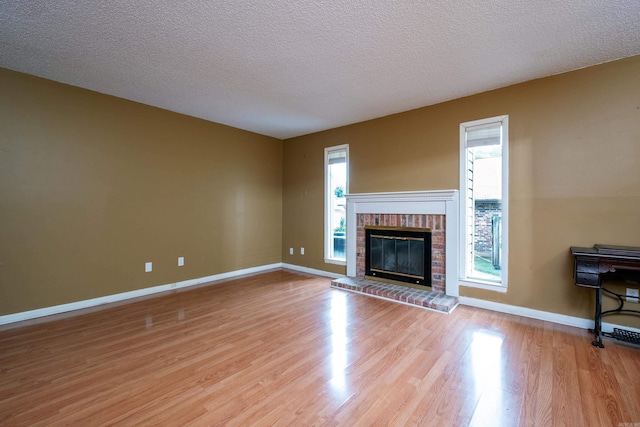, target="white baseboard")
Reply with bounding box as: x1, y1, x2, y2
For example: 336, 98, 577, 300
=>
0, 263, 283, 326
5, 265, 636, 337
282, 263, 345, 279
458, 296, 640, 334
